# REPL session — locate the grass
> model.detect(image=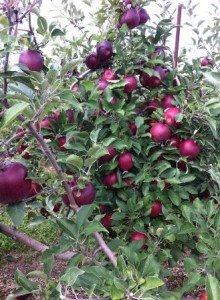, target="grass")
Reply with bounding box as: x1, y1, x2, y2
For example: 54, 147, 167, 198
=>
0, 210, 58, 254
